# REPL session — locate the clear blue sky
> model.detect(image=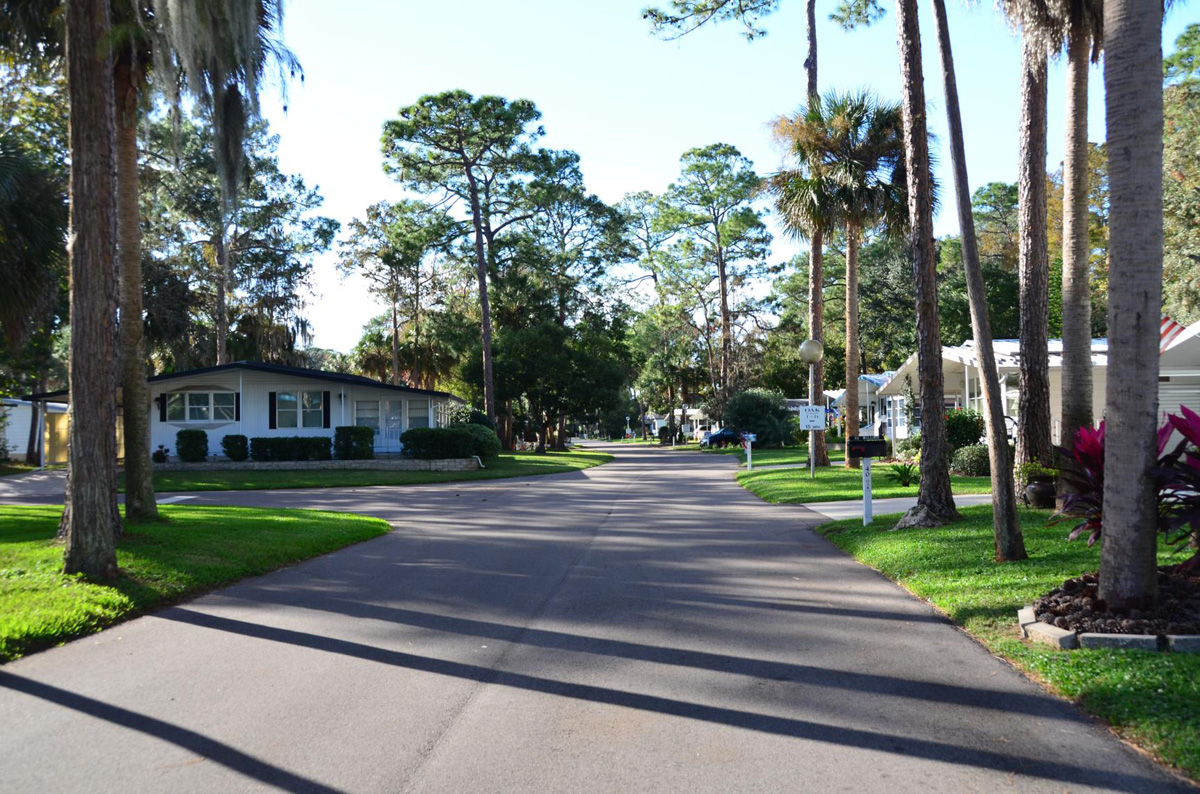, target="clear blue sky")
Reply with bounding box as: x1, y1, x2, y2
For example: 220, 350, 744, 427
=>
259, 1, 1195, 353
